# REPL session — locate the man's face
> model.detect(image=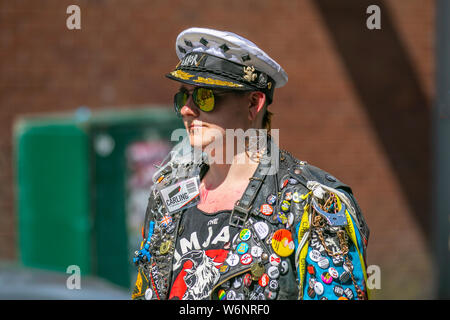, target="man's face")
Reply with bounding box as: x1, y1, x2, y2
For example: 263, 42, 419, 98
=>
178, 84, 251, 152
